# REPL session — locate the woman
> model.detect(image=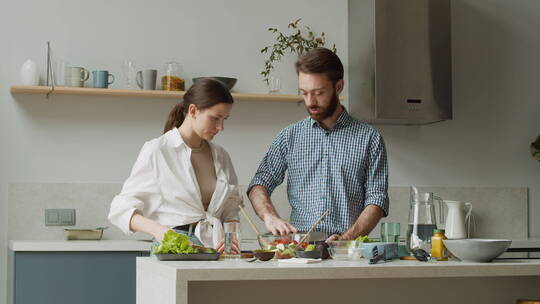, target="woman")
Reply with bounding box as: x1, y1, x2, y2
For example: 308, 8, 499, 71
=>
108, 78, 241, 253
